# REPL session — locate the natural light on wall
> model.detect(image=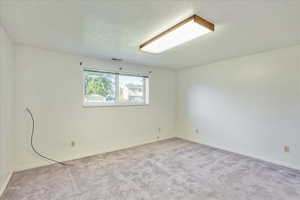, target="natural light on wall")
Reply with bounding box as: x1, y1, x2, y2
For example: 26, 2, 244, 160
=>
140, 15, 214, 54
